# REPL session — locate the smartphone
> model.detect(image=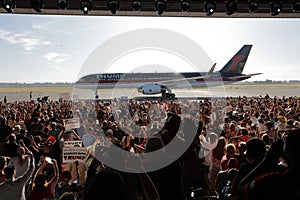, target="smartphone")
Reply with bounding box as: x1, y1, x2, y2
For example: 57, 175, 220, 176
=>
45, 157, 53, 164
